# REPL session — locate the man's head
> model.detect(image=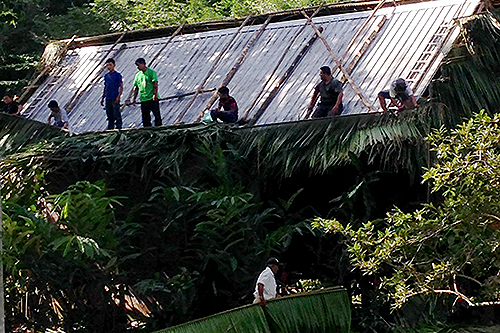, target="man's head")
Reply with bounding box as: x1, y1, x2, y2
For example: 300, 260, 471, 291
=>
48, 100, 60, 112
135, 58, 147, 71
320, 66, 332, 81
106, 58, 116, 72
394, 78, 407, 93
267, 257, 280, 273
218, 86, 230, 98
3, 93, 13, 105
